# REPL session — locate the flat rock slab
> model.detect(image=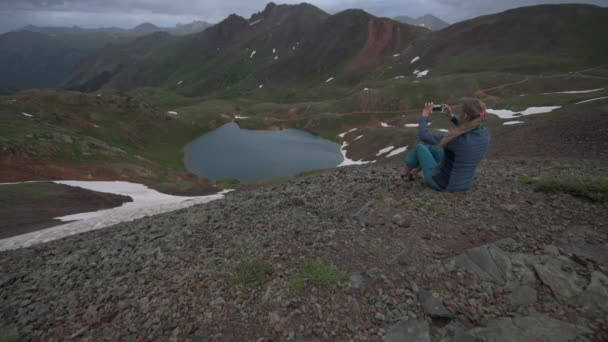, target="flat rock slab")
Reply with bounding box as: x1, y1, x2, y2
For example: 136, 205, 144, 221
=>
506, 285, 537, 307
571, 271, 608, 314
533, 255, 585, 299
420, 291, 455, 319
450, 245, 512, 285
469, 314, 591, 342
386, 320, 430, 342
